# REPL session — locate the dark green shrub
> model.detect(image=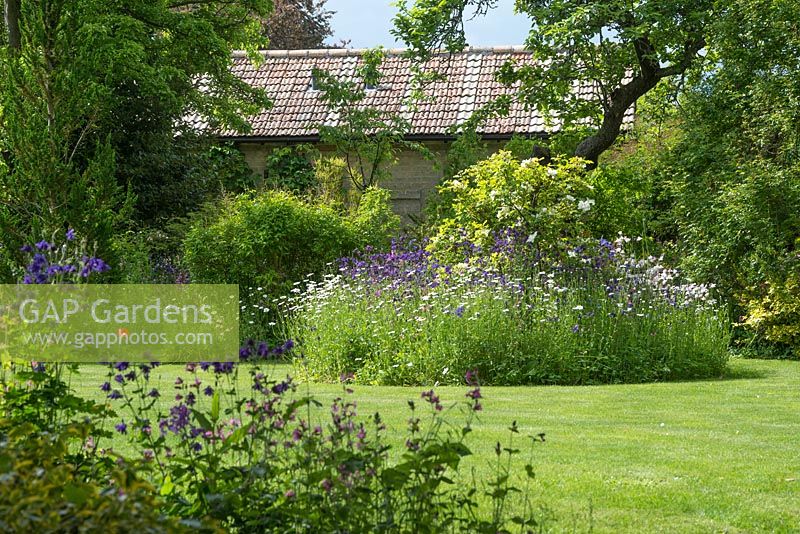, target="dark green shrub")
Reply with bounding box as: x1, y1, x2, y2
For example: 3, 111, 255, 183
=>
200, 143, 259, 194
0, 138, 133, 283
656, 0, 800, 357
263, 145, 318, 195
668, 150, 800, 357
111, 228, 189, 284
585, 159, 663, 244
134, 140, 257, 226
111, 230, 155, 283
